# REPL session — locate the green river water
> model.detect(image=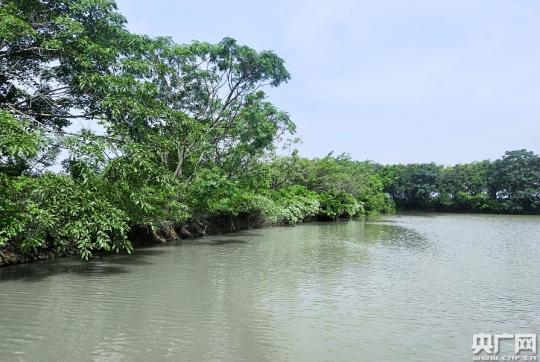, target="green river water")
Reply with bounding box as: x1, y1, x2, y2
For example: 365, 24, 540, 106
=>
1, 213, 539, 361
